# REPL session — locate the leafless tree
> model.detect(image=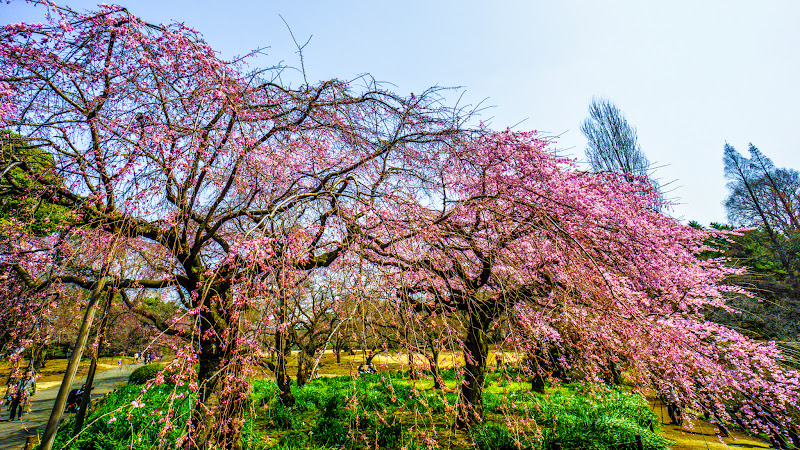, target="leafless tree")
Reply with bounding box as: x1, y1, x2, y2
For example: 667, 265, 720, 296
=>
582, 98, 657, 189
